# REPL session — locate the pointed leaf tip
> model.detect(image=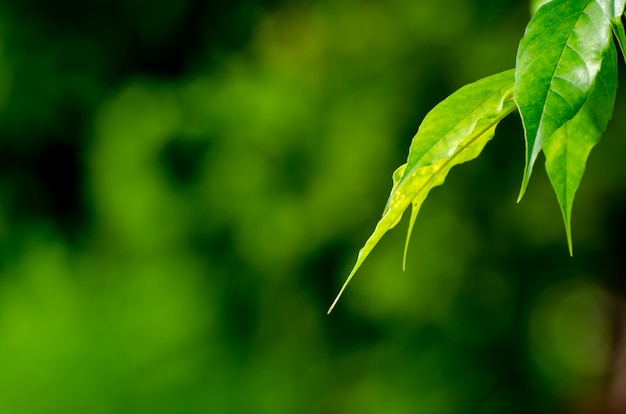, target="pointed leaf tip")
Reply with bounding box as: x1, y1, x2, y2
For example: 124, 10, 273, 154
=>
517, 173, 530, 203
327, 274, 350, 314
567, 233, 573, 257
402, 202, 419, 271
